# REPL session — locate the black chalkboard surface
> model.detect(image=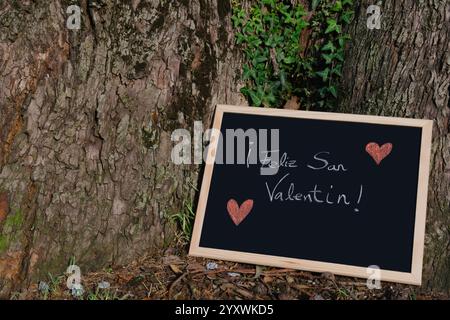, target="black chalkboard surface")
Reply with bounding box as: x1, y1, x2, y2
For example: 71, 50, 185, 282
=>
189, 105, 433, 285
